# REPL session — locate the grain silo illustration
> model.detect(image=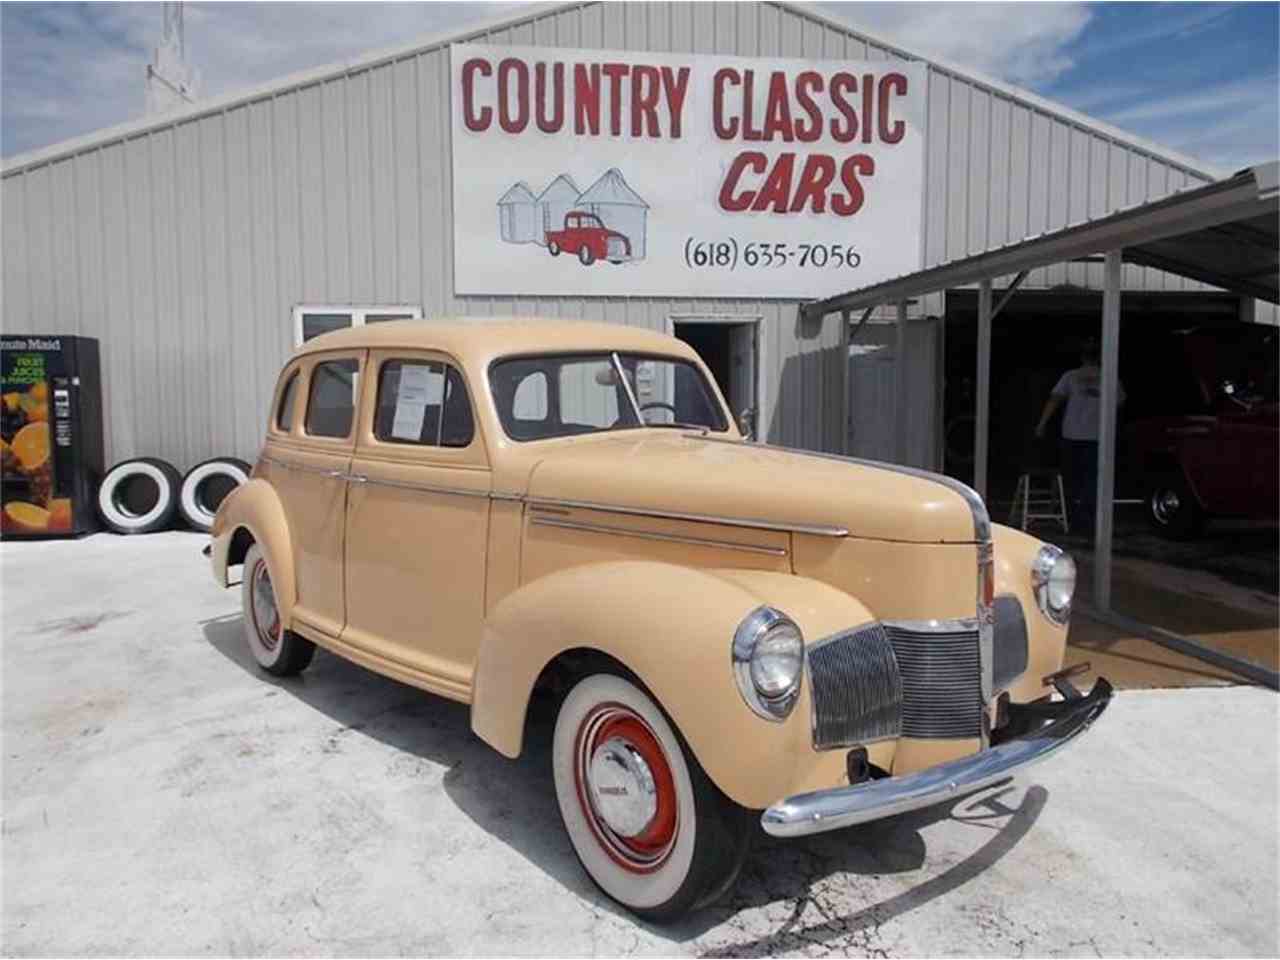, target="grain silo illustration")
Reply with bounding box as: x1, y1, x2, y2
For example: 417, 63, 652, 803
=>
576, 168, 649, 261
497, 181, 539, 244
535, 174, 581, 246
